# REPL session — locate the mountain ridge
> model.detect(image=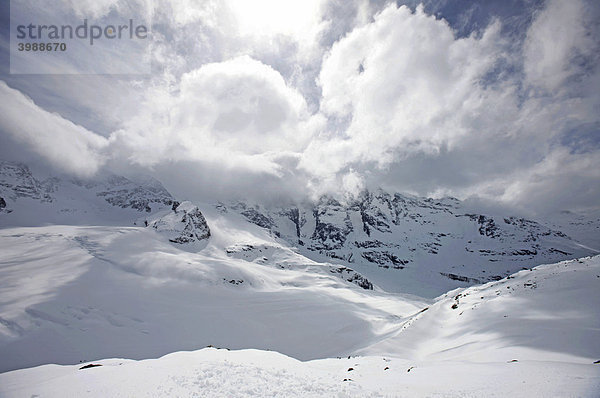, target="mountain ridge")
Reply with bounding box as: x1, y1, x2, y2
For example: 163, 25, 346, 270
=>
226, 189, 597, 296
0, 161, 175, 226
1, 160, 597, 297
